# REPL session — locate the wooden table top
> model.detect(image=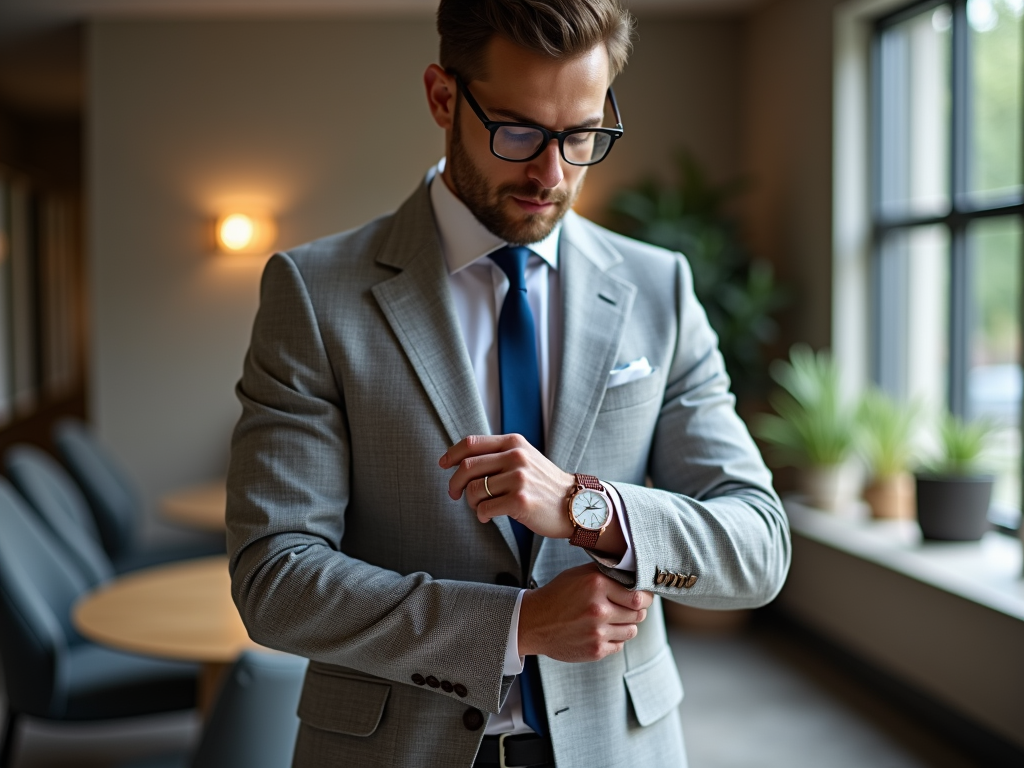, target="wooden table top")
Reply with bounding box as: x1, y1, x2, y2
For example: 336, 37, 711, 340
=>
160, 479, 227, 532
73, 556, 264, 663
